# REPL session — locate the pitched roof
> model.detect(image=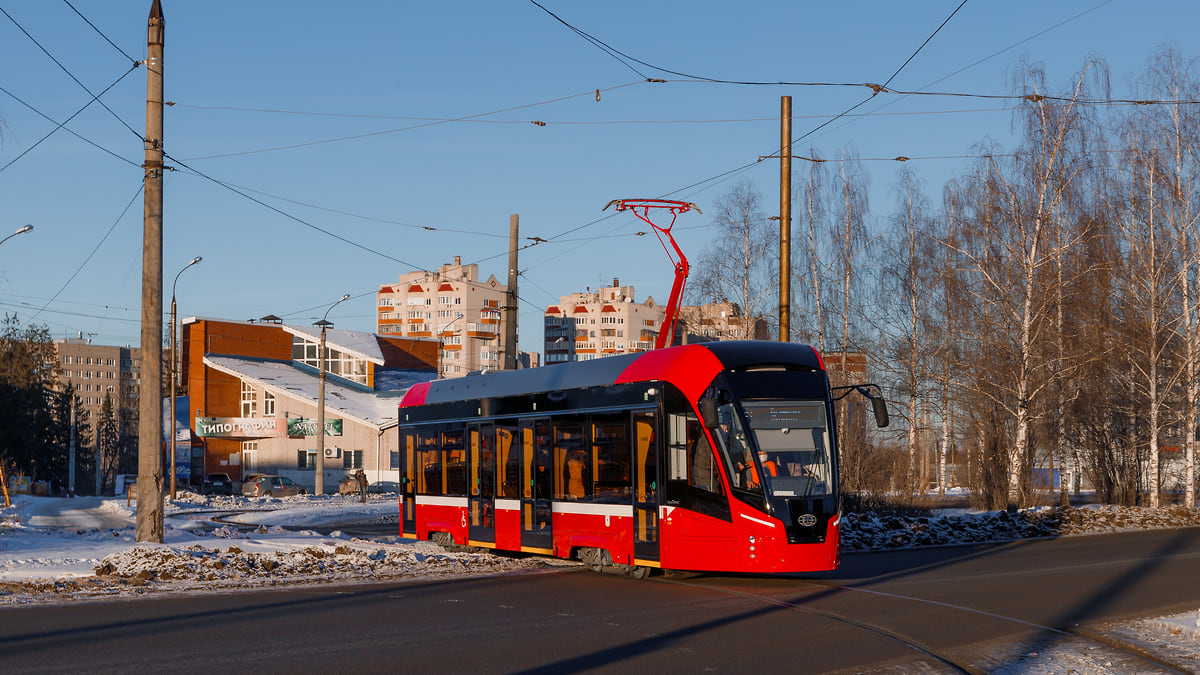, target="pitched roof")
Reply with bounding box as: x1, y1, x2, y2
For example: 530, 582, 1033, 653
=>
203, 355, 432, 428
